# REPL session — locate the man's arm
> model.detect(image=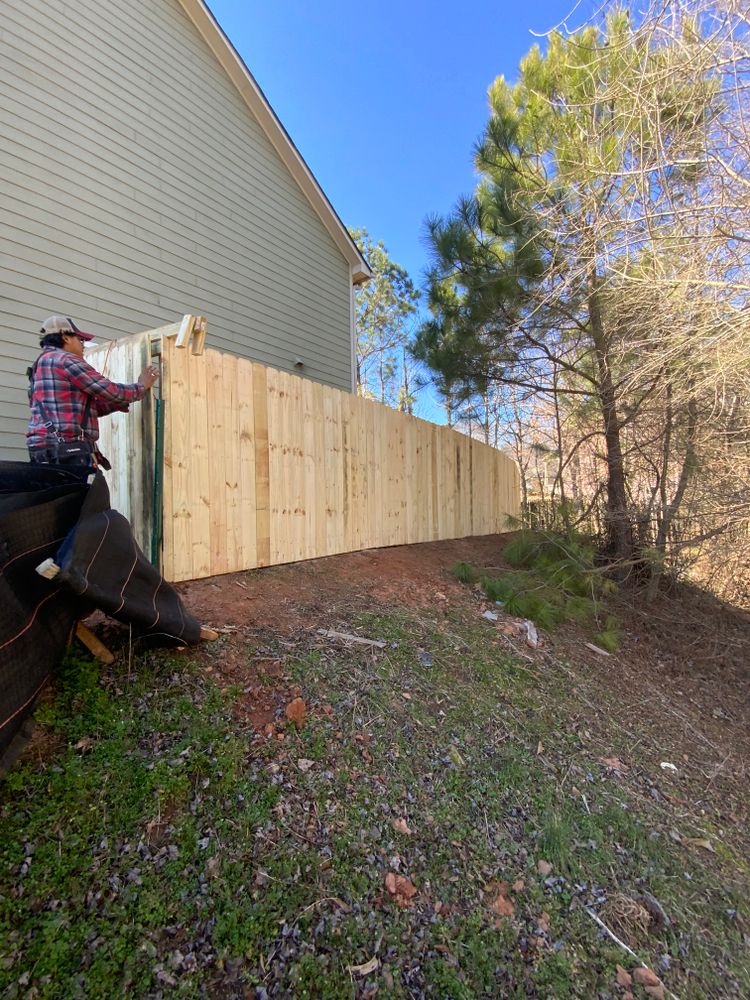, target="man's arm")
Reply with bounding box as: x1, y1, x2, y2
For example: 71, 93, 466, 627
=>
62, 354, 147, 405
93, 400, 131, 417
